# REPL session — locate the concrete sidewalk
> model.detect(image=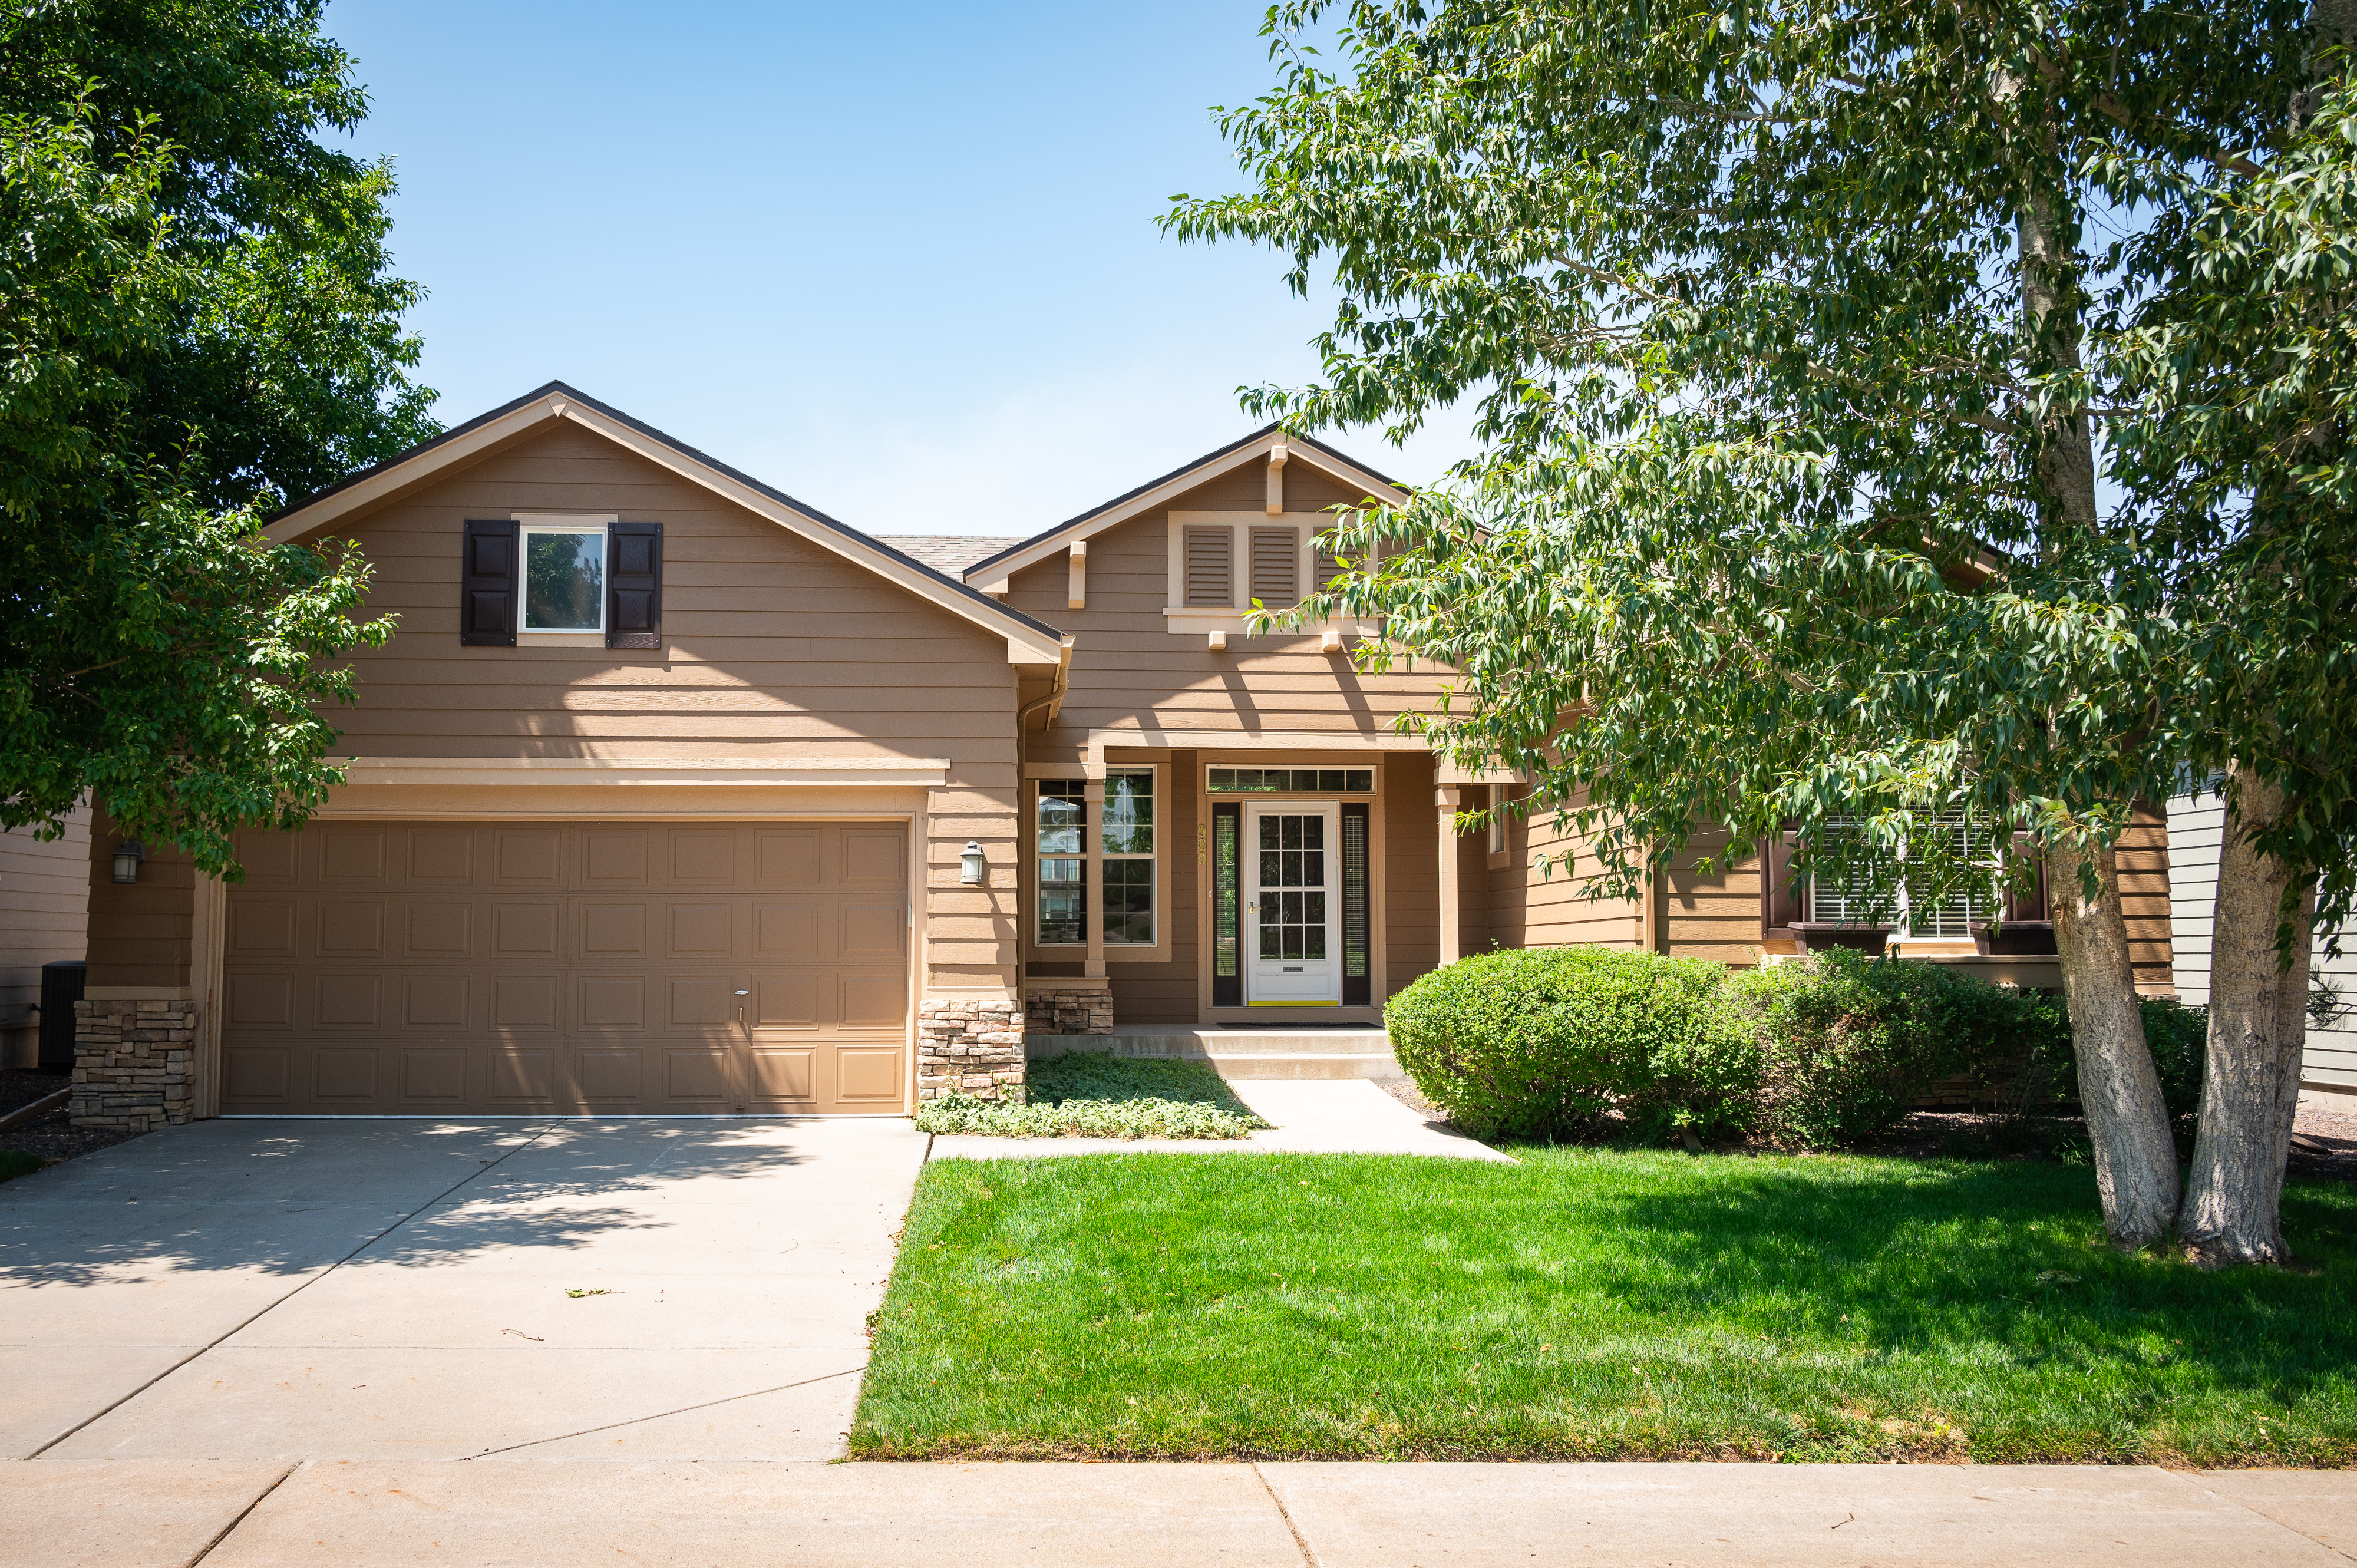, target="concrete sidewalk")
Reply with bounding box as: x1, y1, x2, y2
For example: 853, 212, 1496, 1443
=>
9, 1458, 2353, 1567
929, 1078, 1516, 1163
